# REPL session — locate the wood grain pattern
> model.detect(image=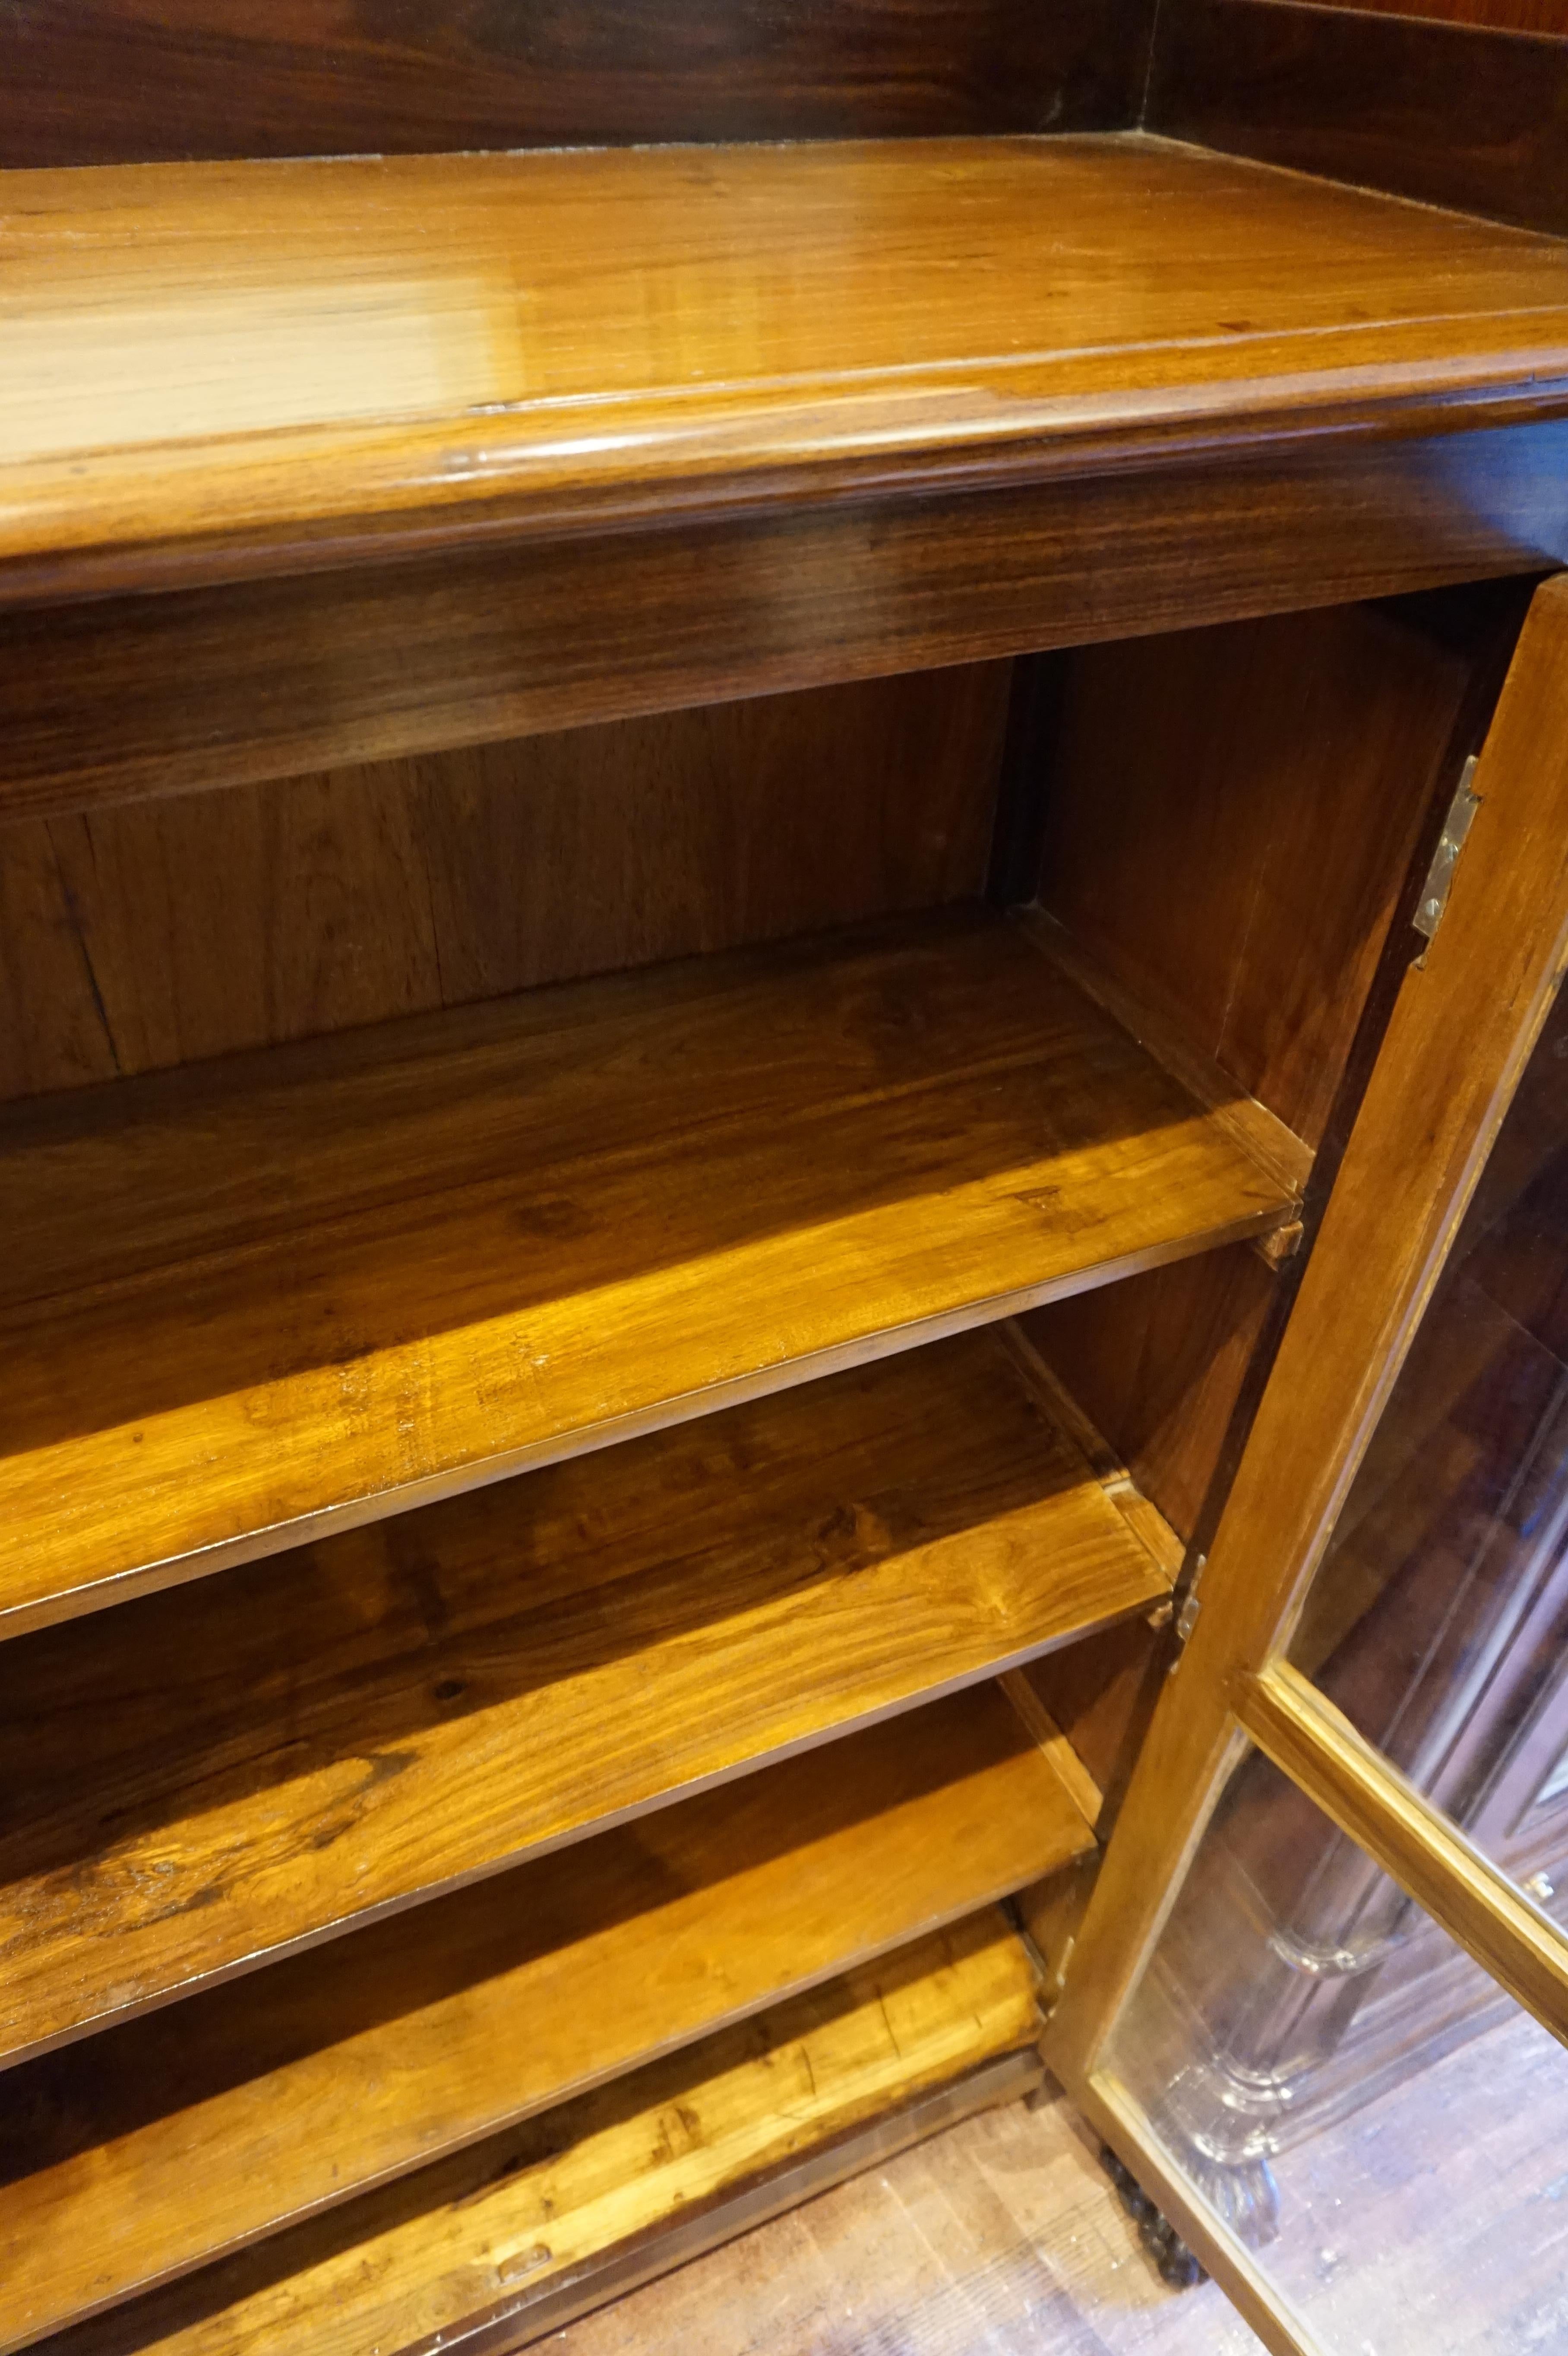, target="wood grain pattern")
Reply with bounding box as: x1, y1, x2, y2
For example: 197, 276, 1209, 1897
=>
1037, 604, 1476, 1148
1047, 573, 1568, 2077
0, 908, 1297, 1642
1150, 0, 1568, 238
0, 1, 1155, 169
0, 1323, 1168, 2070
0, 665, 1005, 1104
1018, 597, 1492, 1546
1021, 1618, 1173, 1827
4, 137, 1568, 605
0, 1684, 1087, 2353
1023, 1244, 1277, 1545
40, 1917, 1042, 2356
10, 419, 1568, 829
